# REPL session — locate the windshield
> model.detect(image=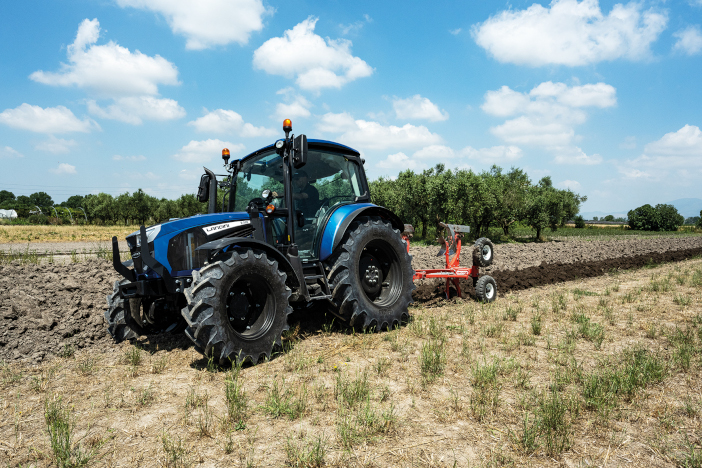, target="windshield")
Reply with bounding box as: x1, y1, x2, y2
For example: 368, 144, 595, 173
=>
233, 150, 284, 211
